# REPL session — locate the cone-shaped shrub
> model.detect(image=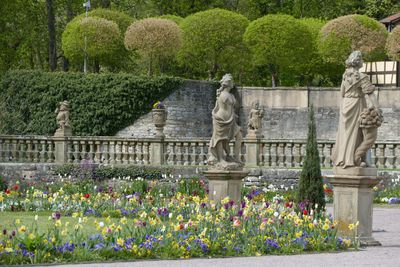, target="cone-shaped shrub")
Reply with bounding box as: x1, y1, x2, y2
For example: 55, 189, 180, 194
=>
297, 105, 325, 212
